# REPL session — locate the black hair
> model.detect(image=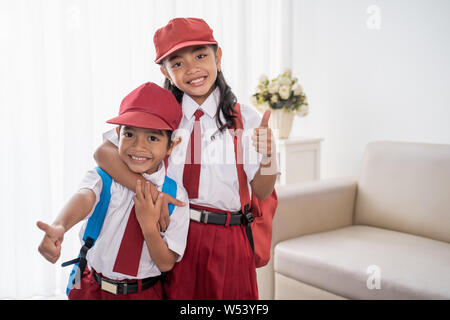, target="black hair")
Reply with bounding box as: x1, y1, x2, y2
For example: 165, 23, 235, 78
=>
160, 45, 237, 132
118, 125, 173, 149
